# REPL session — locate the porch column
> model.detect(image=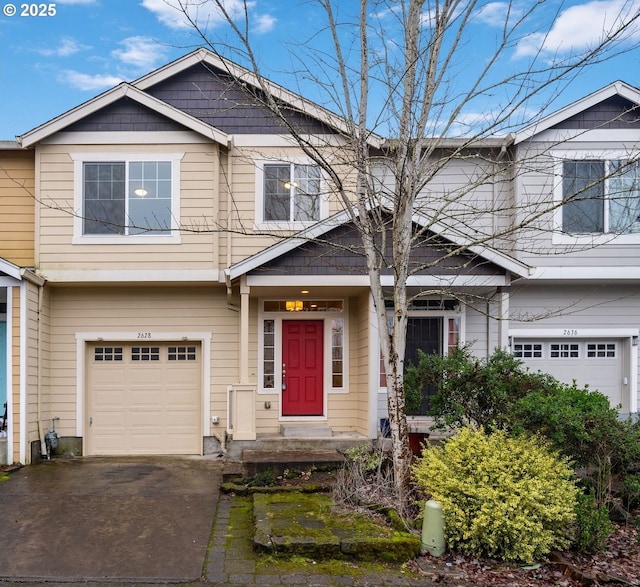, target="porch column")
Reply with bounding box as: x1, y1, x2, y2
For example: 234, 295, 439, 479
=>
239, 276, 250, 384
498, 286, 510, 351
